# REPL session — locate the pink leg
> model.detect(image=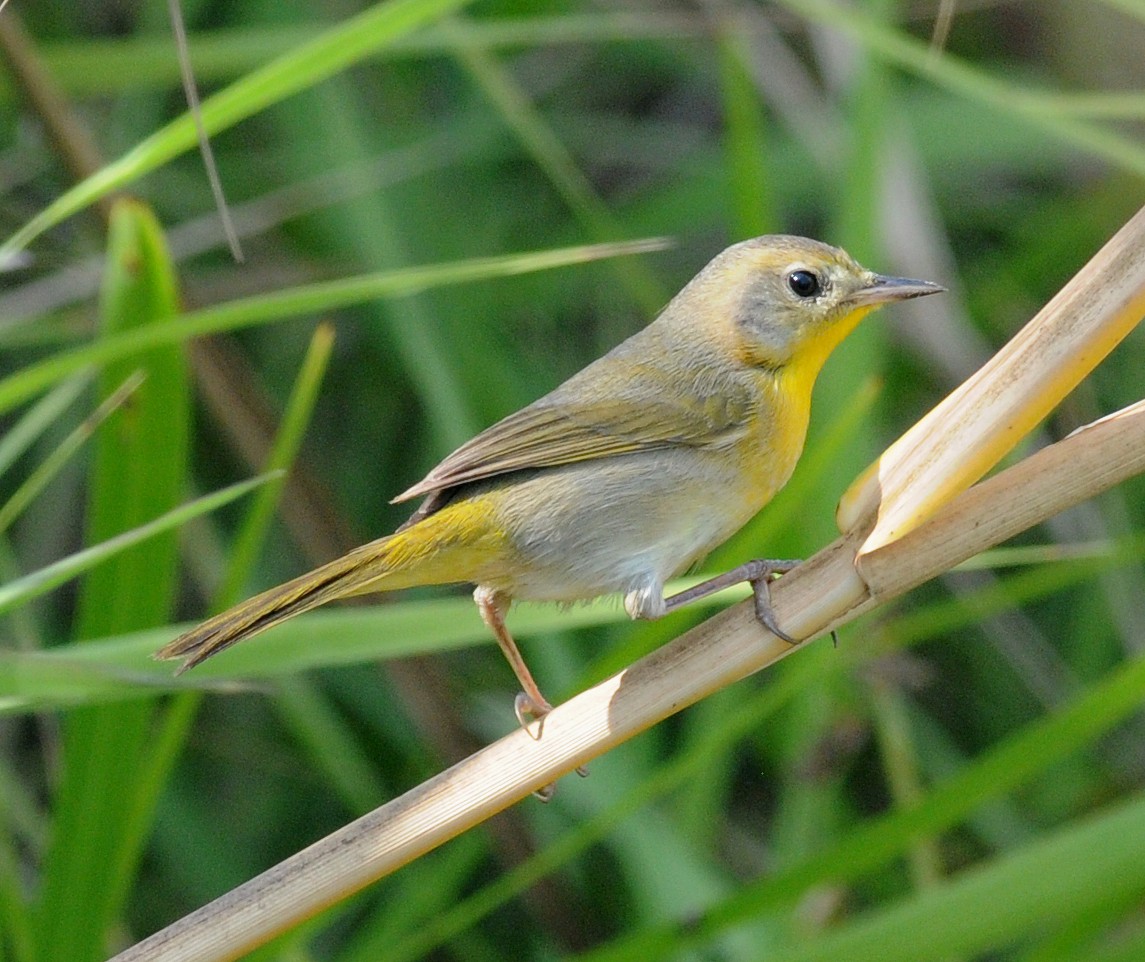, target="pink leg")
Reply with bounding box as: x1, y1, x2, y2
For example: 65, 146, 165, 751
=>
474, 586, 553, 725
475, 586, 586, 801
